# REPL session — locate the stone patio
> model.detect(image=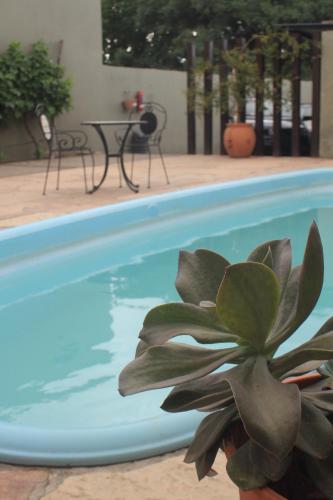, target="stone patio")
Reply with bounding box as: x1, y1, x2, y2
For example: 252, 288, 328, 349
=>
0, 153, 332, 499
